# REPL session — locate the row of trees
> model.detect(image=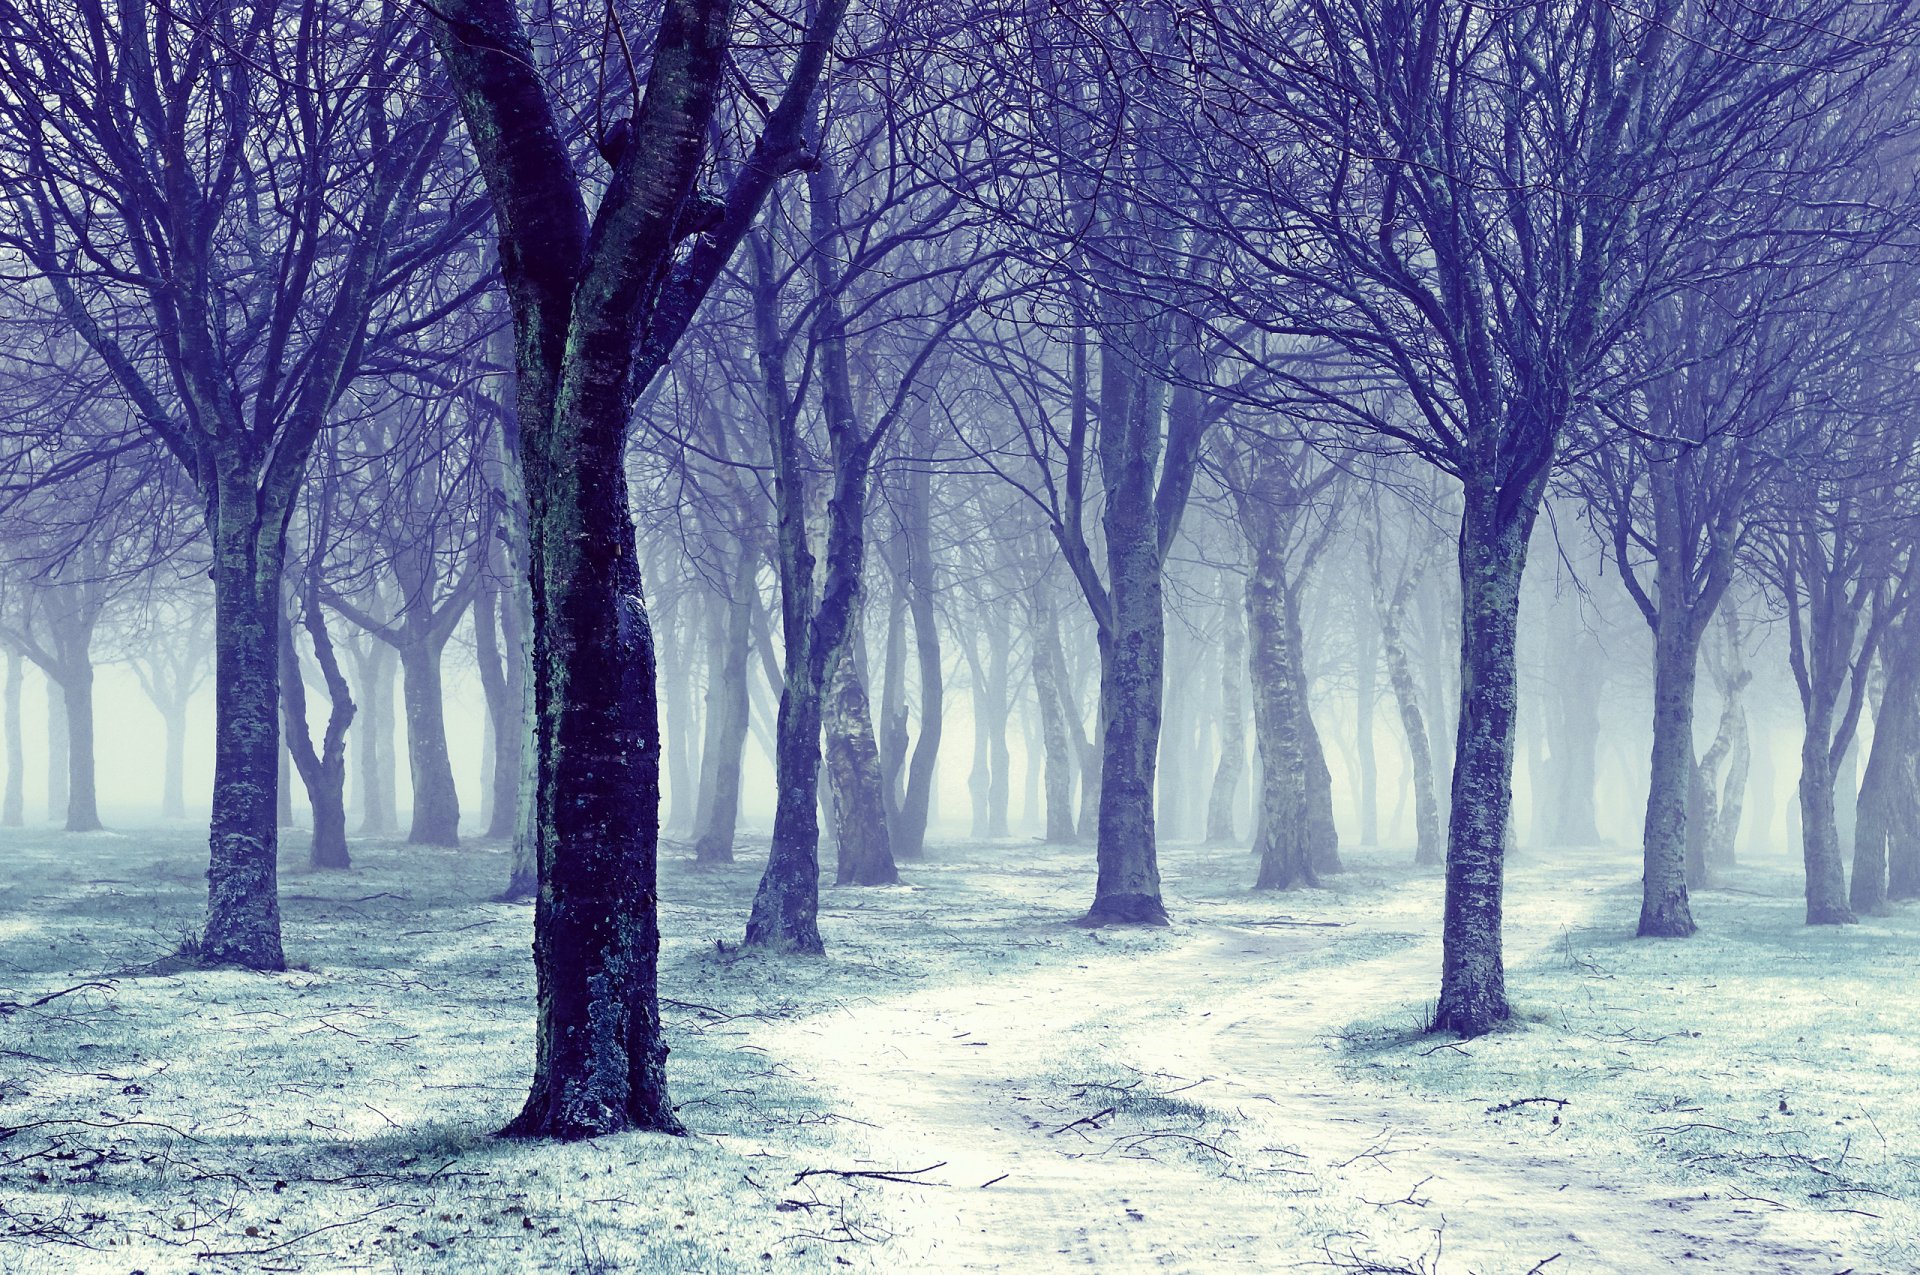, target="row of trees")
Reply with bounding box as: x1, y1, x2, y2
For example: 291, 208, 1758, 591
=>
4, 0, 1919, 1137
